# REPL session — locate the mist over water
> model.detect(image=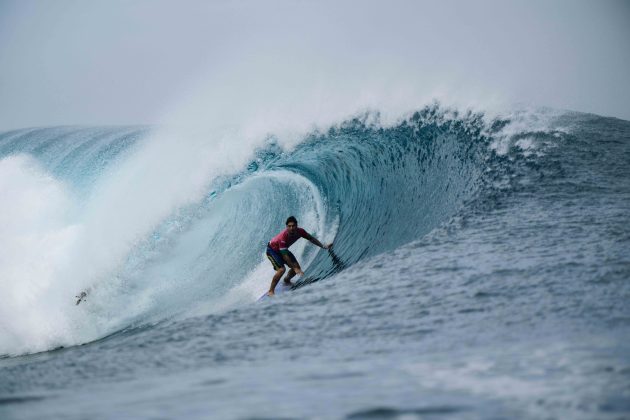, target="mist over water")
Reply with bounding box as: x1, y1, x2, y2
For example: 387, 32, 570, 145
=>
1, 0, 629, 129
